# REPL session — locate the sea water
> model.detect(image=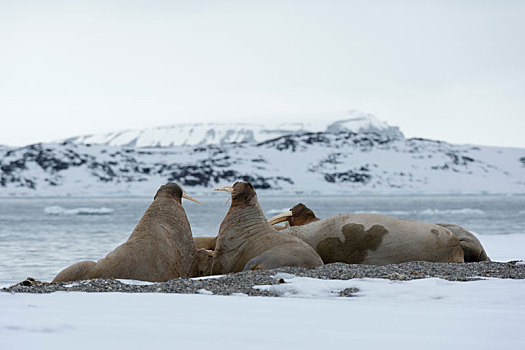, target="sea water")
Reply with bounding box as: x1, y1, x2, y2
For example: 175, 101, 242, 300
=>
0, 195, 524, 285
